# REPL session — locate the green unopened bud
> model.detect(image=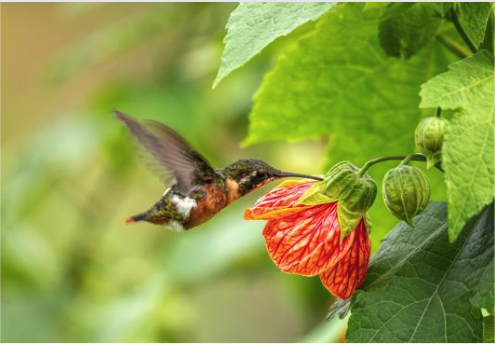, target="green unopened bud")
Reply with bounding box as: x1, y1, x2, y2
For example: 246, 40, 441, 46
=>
382, 165, 430, 226
415, 116, 448, 169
